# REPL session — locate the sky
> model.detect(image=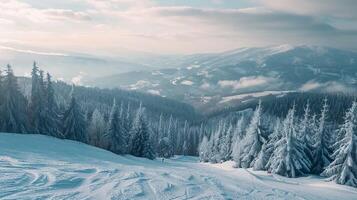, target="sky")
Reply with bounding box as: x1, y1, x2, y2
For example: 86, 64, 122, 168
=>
0, 0, 357, 55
